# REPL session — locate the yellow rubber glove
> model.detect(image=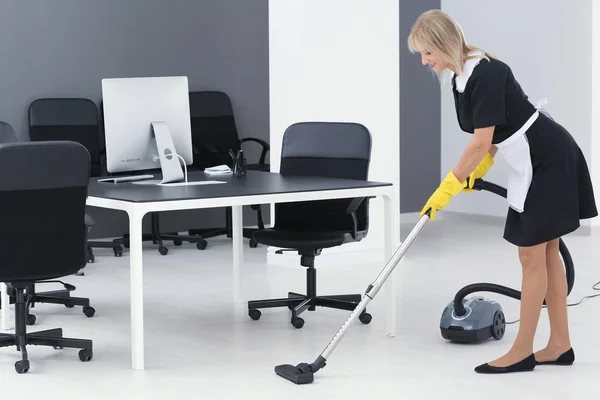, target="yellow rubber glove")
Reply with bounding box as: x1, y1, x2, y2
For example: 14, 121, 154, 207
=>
420, 170, 466, 221
464, 153, 494, 192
